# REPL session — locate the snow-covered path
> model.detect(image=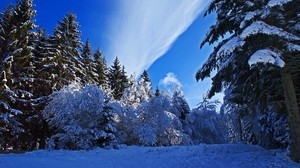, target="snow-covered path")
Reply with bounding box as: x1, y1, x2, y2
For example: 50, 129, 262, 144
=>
0, 144, 299, 168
